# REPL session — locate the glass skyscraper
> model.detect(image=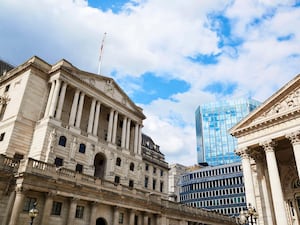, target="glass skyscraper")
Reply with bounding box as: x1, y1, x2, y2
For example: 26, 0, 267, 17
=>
195, 98, 260, 166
